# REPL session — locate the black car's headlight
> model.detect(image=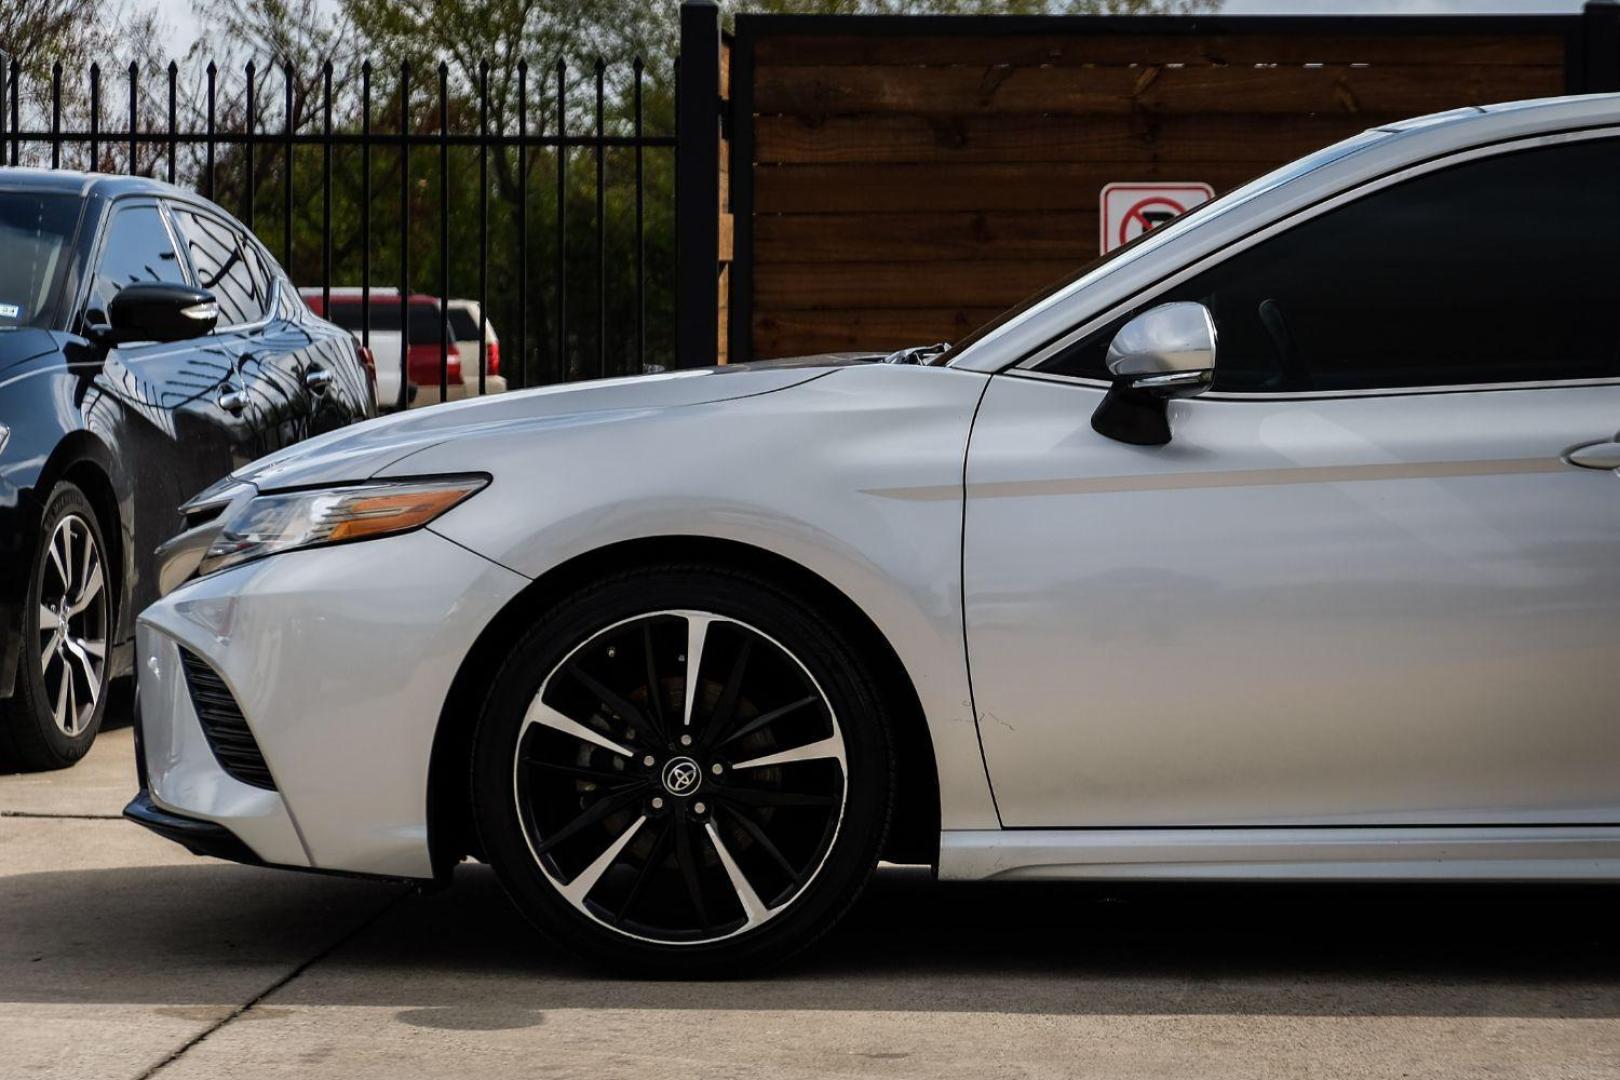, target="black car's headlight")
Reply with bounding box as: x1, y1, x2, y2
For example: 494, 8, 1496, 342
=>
198, 475, 488, 577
